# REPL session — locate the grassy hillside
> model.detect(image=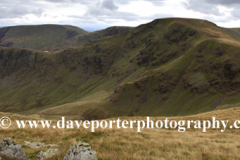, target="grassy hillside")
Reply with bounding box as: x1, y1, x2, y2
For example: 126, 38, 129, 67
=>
1, 106, 240, 159
0, 25, 132, 51
1, 18, 240, 119
0, 25, 88, 51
